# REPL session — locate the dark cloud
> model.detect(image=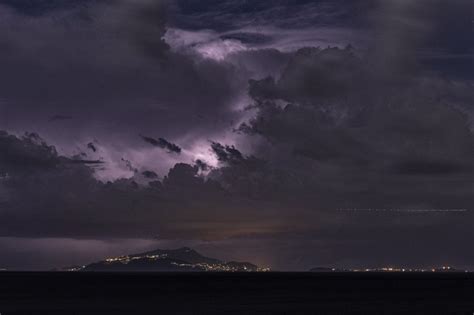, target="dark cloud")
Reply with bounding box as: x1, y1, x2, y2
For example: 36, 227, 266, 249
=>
0, 131, 62, 174
87, 142, 98, 153
142, 170, 158, 179
126, 0, 169, 58
49, 115, 74, 122
169, 0, 376, 31
239, 45, 474, 212
211, 142, 244, 164
392, 160, 469, 176
249, 46, 364, 102
0, 131, 267, 241
210, 142, 266, 177
140, 135, 161, 147
140, 135, 182, 154
69, 159, 104, 165
0, 0, 103, 15
0, 131, 104, 177
195, 159, 210, 172
0, 0, 245, 174
368, 0, 473, 81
